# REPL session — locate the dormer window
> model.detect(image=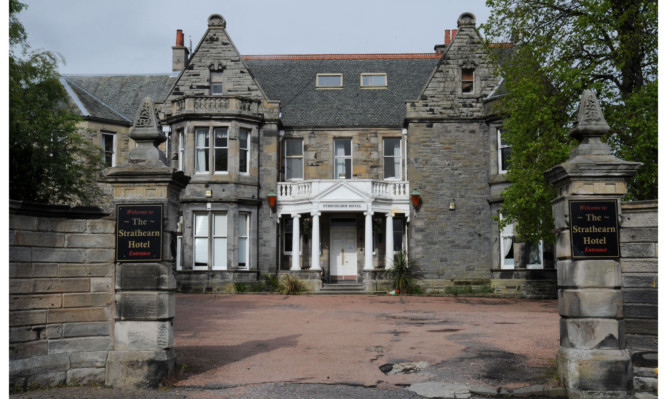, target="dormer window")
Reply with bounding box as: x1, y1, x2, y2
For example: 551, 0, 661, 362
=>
210, 71, 223, 95
316, 73, 343, 88
361, 73, 387, 88
462, 68, 474, 93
